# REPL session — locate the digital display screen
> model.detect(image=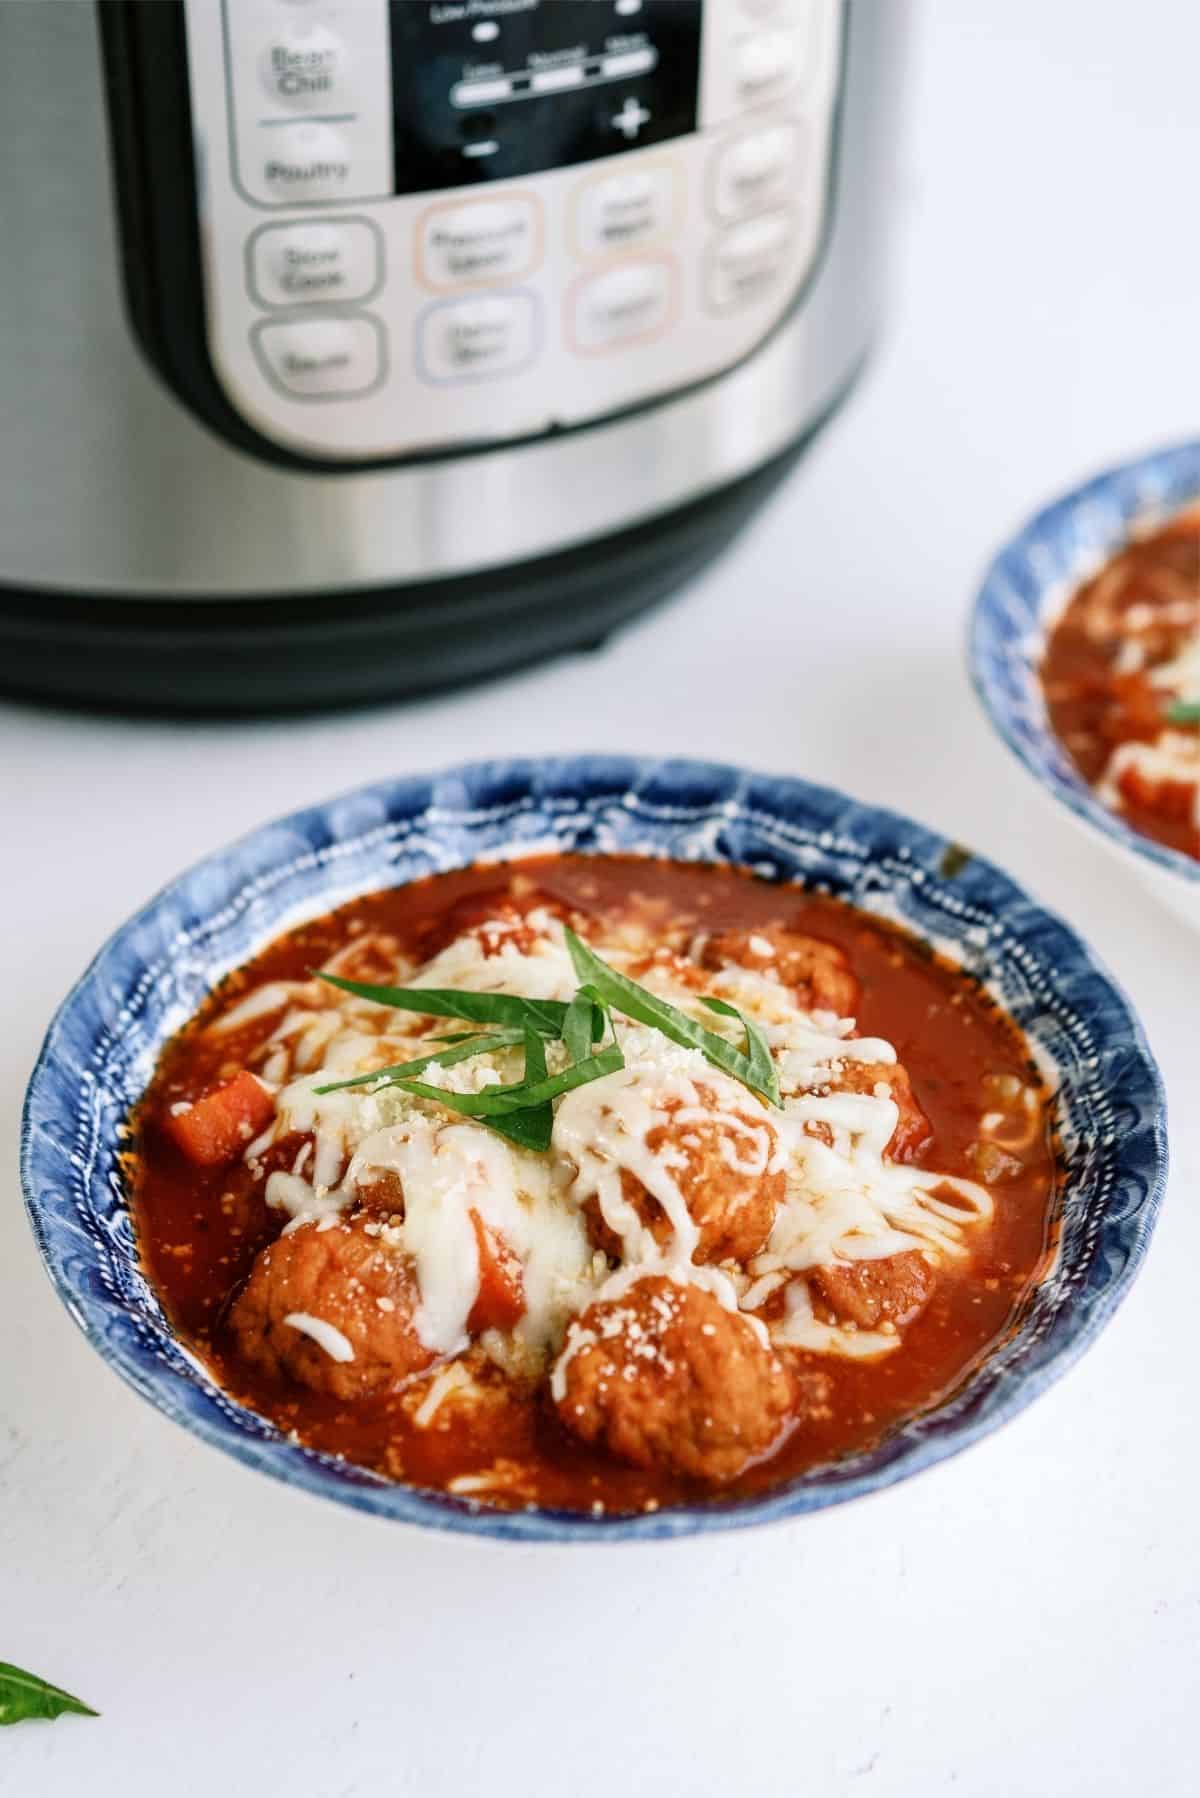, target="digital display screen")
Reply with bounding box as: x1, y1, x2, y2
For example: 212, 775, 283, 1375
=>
388, 0, 704, 194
